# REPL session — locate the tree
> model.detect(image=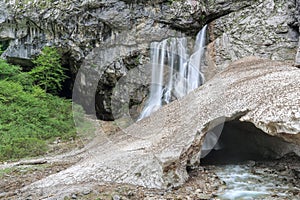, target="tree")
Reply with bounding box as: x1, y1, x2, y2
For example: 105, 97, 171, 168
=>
30, 46, 67, 94
0, 44, 3, 55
